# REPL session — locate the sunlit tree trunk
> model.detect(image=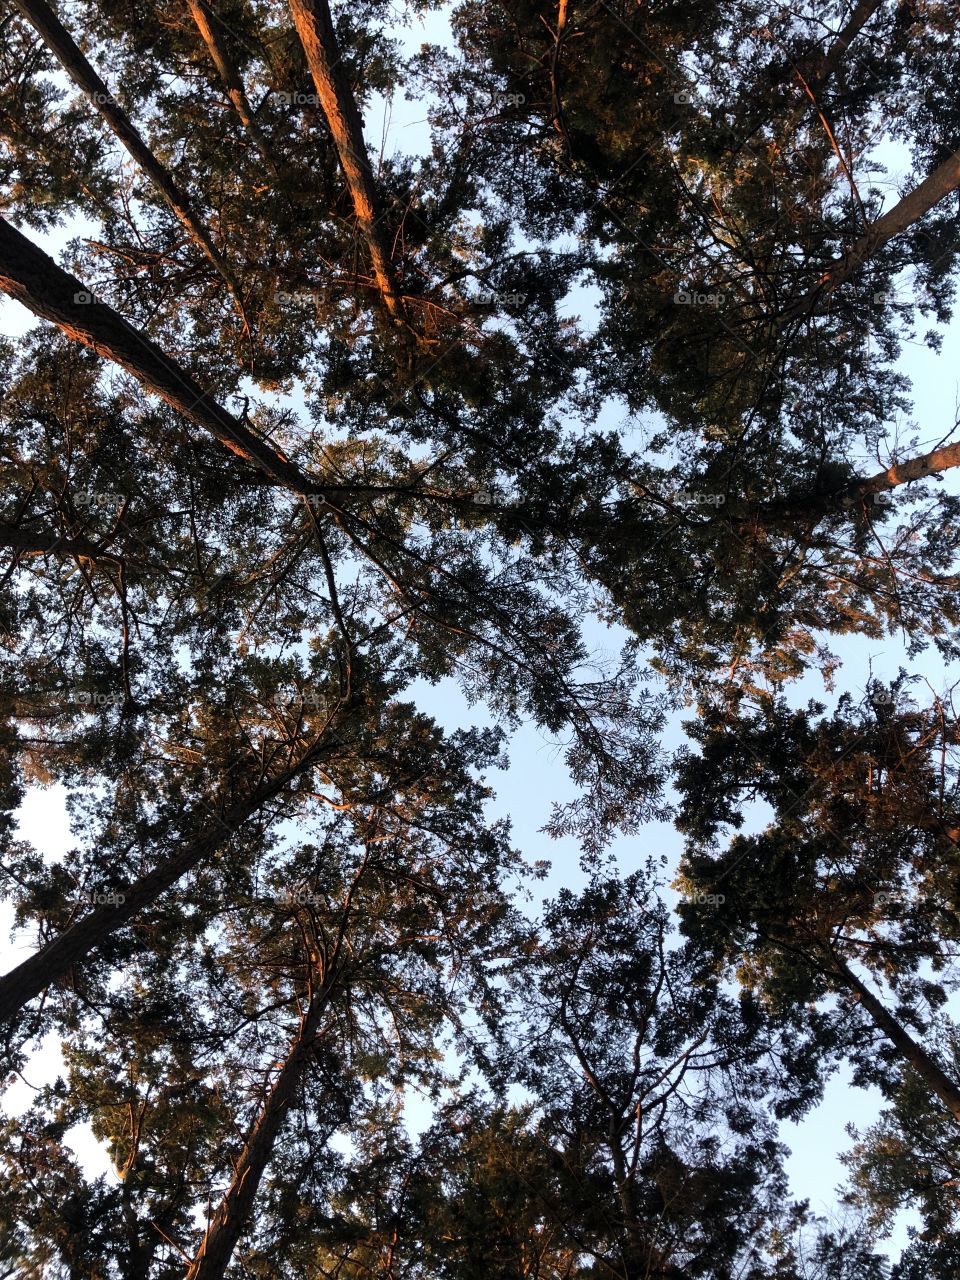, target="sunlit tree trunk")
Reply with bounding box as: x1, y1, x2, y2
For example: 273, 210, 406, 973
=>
287, 0, 405, 323
0, 217, 309, 493
792, 147, 960, 315
10, 0, 245, 314
185, 0, 280, 178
